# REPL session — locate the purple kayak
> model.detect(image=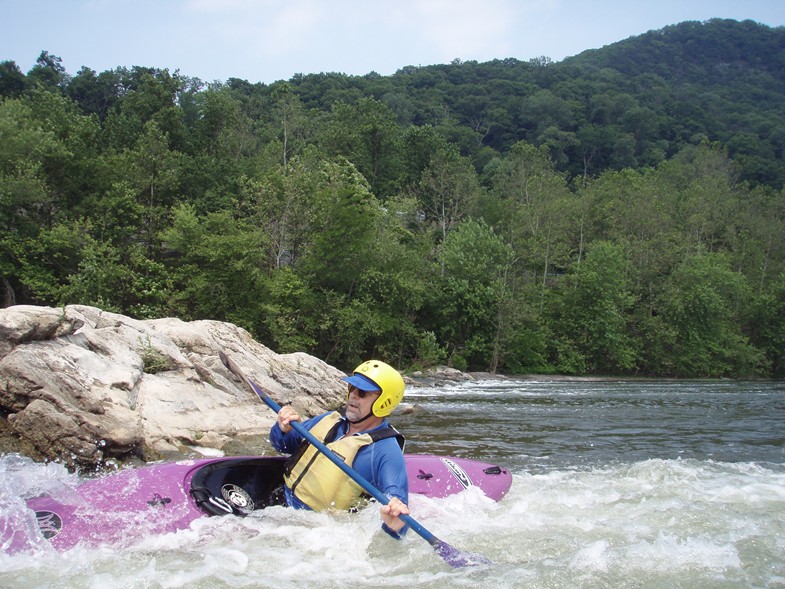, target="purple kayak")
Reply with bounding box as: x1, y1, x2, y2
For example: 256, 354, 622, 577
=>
2, 454, 512, 553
